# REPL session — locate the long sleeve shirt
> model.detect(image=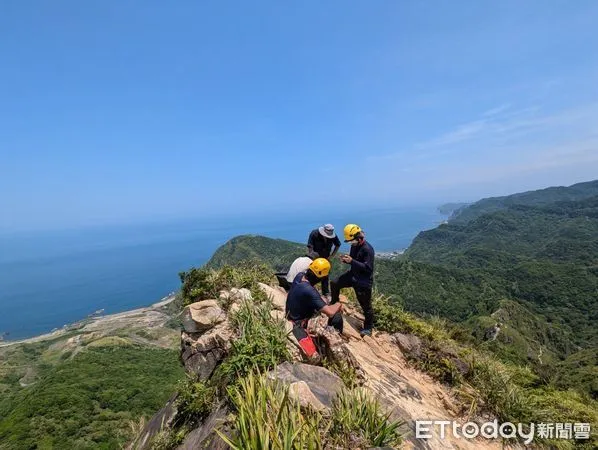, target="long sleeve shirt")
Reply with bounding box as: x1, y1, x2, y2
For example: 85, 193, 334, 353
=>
349, 241, 375, 288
